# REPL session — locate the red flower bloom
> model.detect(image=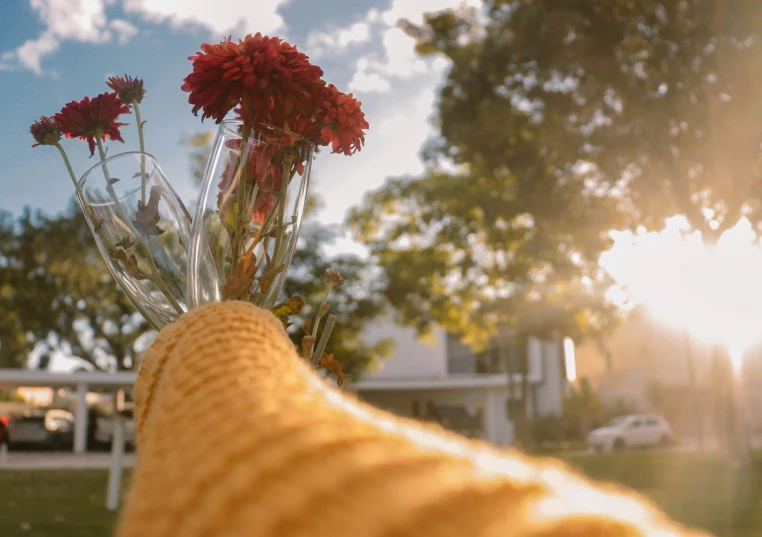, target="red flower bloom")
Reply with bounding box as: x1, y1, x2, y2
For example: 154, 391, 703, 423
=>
106, 74, 146, 104
224, 139, 282, 187
54, 93, 130, 156
317, 84, 368, 155
251, 190, 277, 224
182, 34, 324, 126
30, 116, 62, 147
